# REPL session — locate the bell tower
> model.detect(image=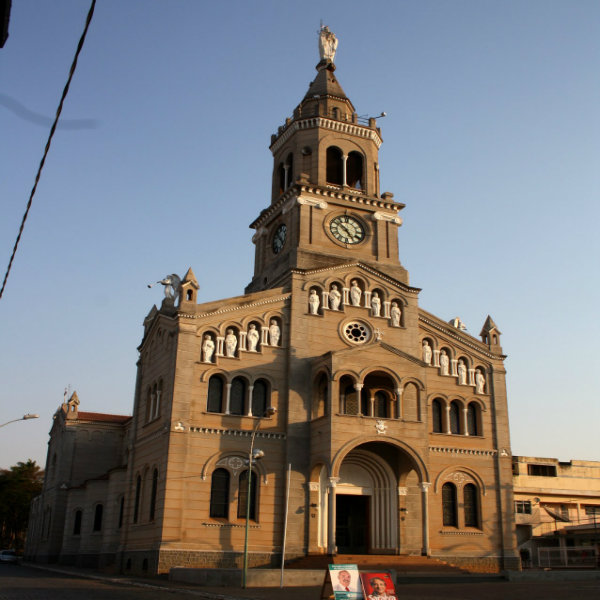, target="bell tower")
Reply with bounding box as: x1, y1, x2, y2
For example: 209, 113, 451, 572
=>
246, 26, 408, 294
